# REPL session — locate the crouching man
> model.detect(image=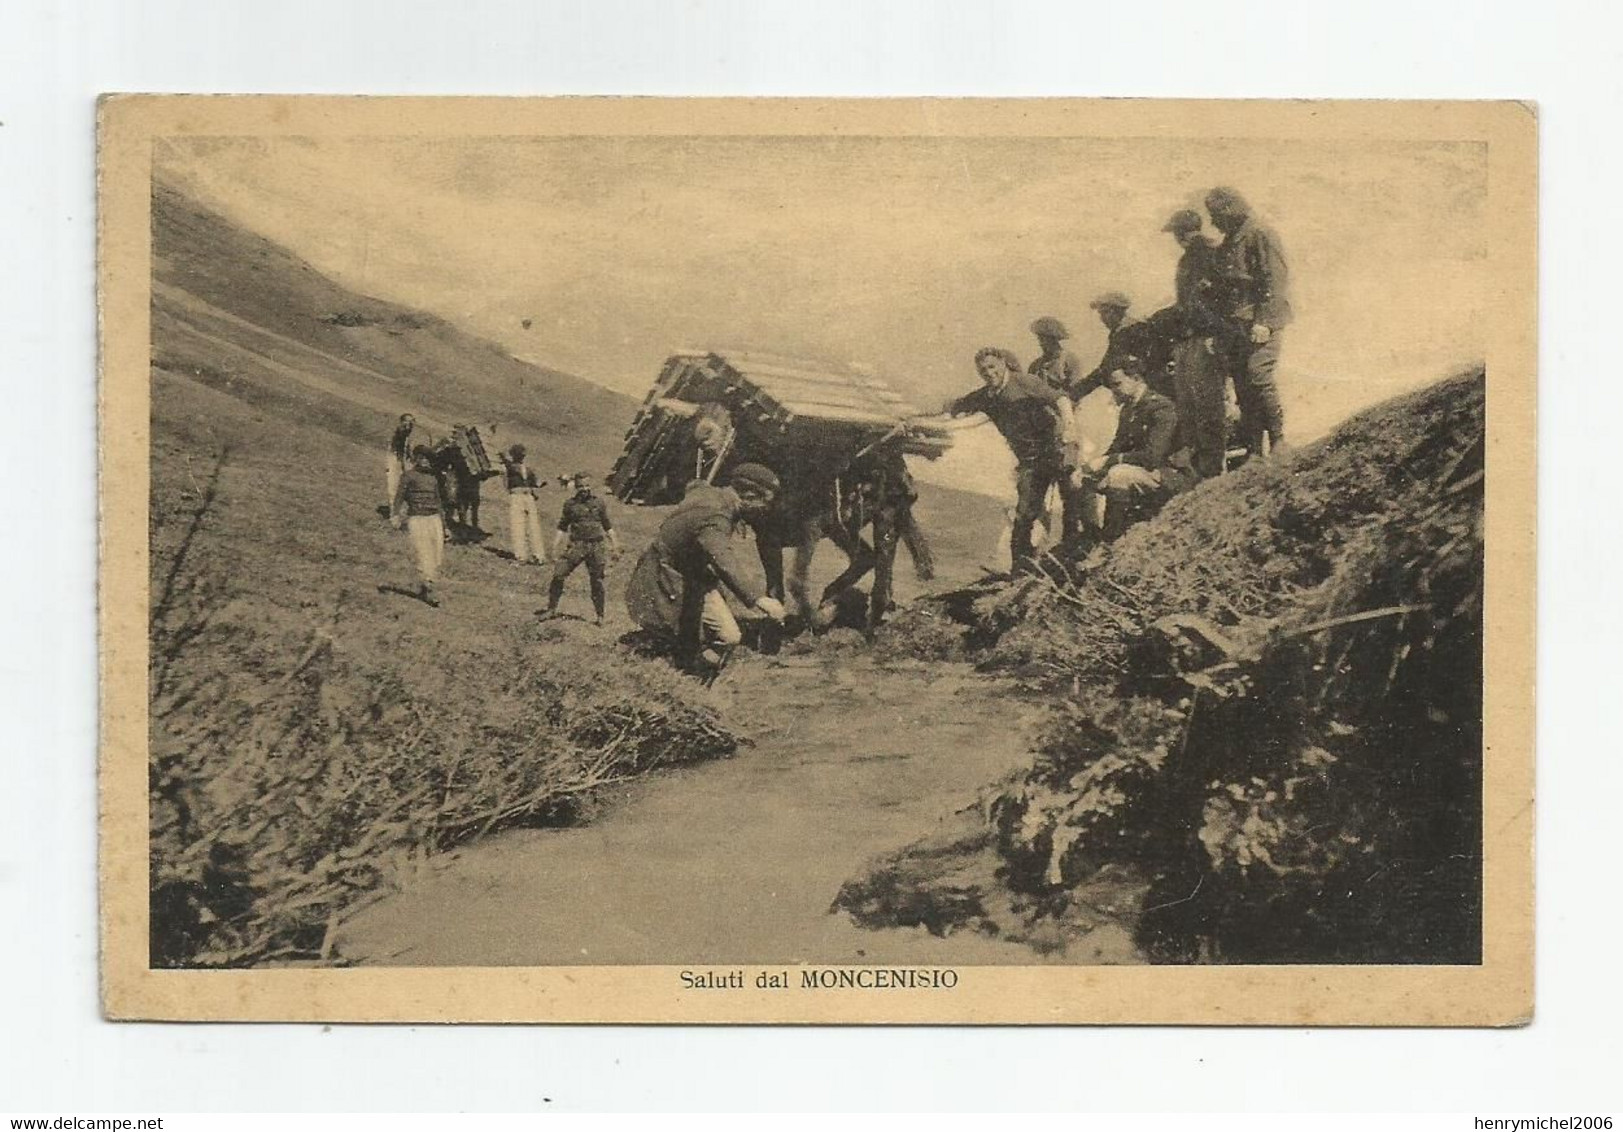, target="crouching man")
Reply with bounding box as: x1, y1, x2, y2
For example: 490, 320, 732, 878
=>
625, 463, 787, 682
1077, 359, 1193, 545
